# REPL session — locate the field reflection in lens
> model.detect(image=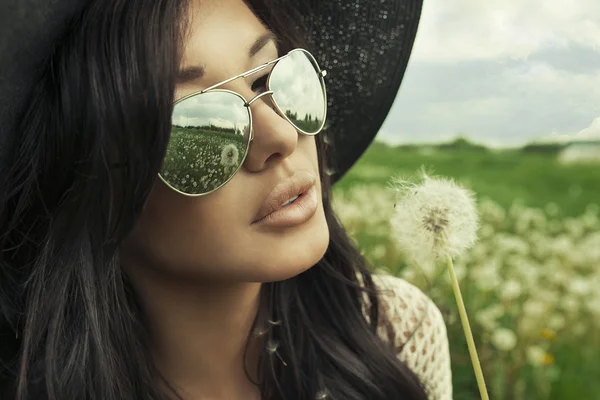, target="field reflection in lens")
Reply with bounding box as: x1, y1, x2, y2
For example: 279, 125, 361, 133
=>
160, 91, 251, 195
